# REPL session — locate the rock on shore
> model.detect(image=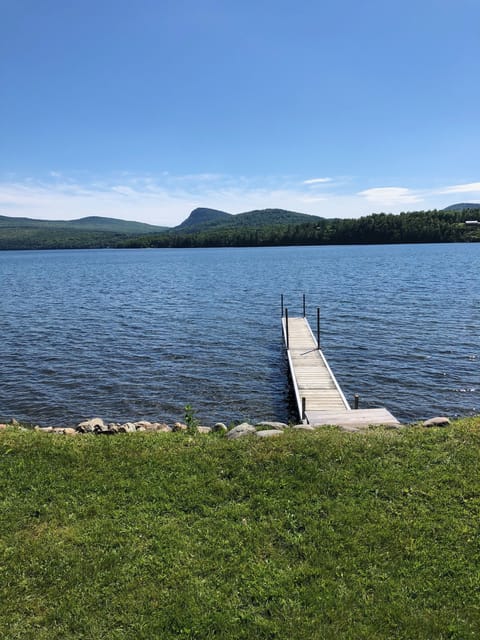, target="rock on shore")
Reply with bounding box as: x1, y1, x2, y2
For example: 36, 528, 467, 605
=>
1, 415, 462, 438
